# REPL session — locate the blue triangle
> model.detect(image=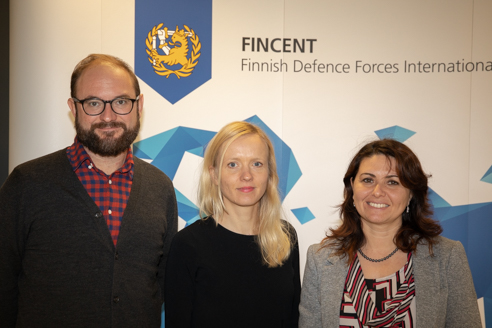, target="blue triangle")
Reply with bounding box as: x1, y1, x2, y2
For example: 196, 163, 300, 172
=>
481, 165, 492, 184
374, 126, 416, 143
428, 187, 451, 208
291, 207, 315, 224
133, 127, 178, 159
183, 127, 216, 145
187, 146, 206, 157
175, 188, 198, 208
